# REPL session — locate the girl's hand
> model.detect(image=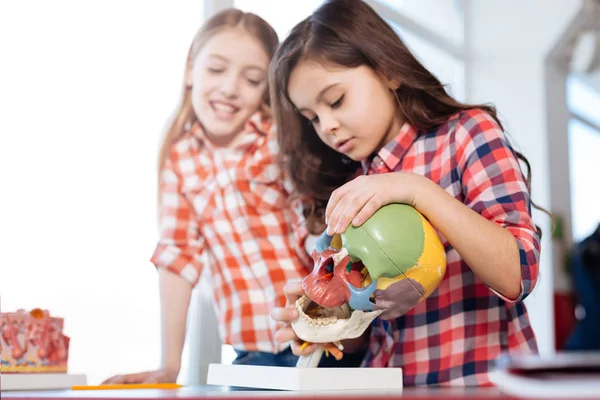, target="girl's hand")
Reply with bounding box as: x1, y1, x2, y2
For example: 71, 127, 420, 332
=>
101, 368, 177, 385
325, 172, 428, 235
270, 282, 318, 356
